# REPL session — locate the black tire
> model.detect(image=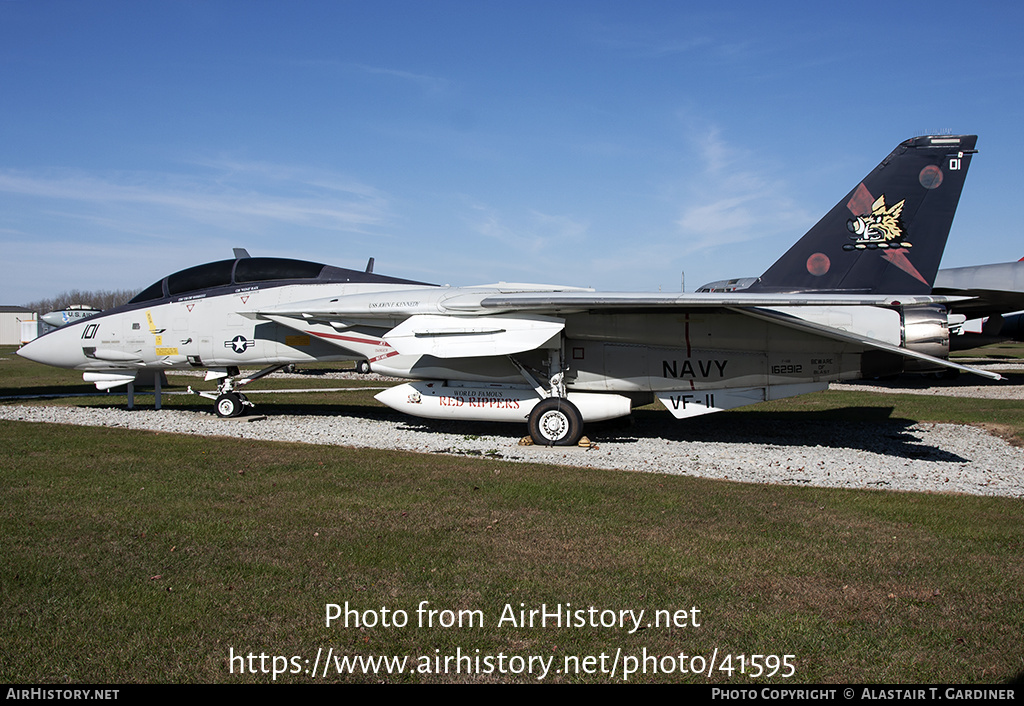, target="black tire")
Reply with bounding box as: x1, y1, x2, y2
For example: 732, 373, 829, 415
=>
528, 398, 583, 446
215, 392, 244, 418
356, 360, 371, 374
